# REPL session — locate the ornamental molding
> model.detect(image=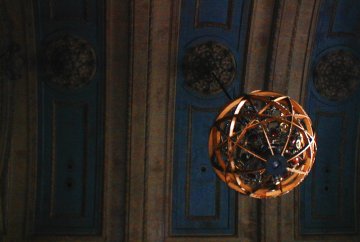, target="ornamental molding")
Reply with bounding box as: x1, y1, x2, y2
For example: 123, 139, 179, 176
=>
44, 34, 96, 89
314, 49, 360, 101
0, 0, 22, 236
182, 41, 236, 95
